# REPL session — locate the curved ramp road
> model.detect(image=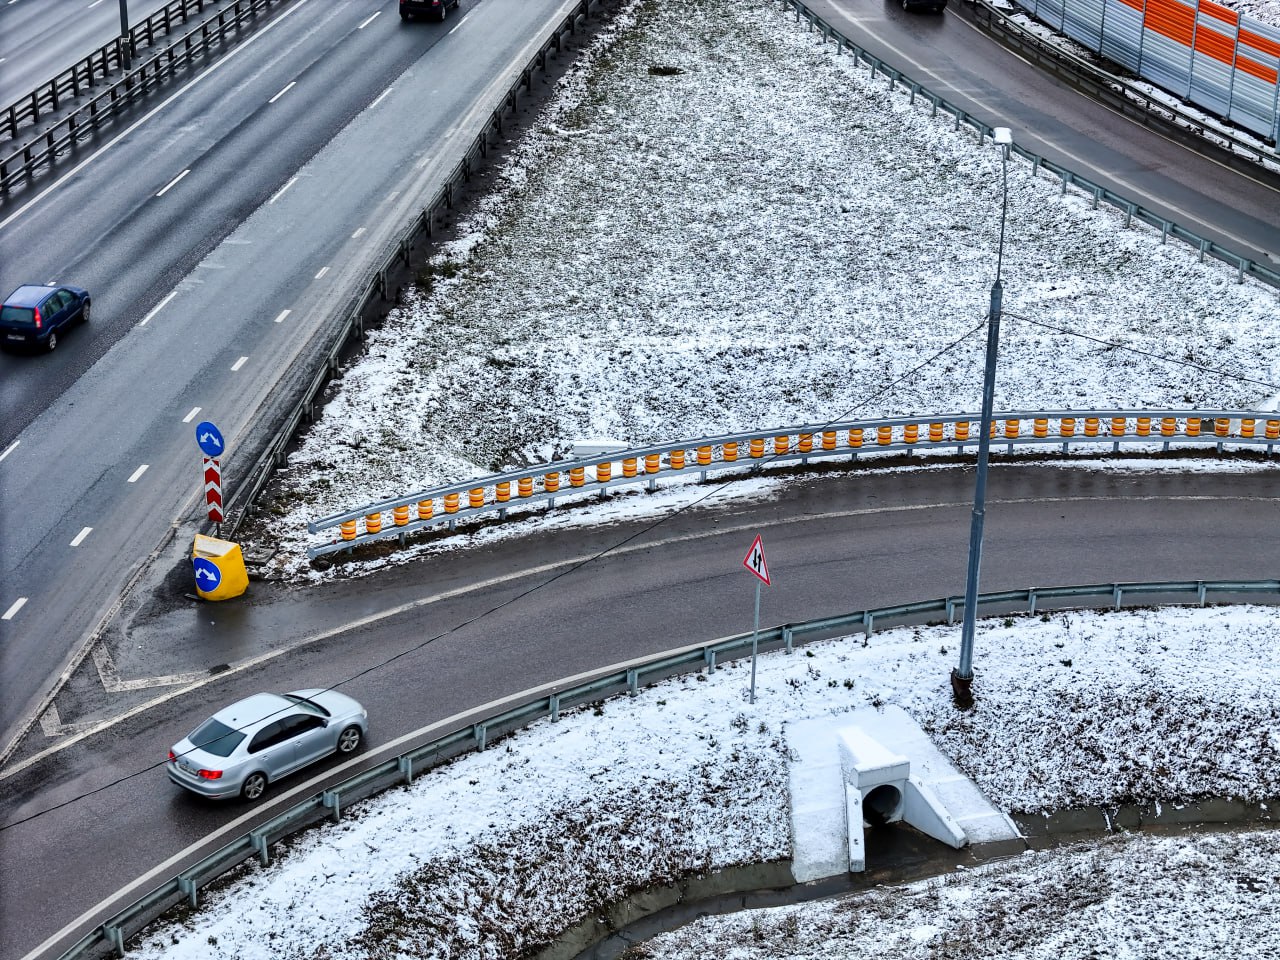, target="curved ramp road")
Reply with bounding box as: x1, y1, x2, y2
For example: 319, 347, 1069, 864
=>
818, 0, 1280, 263
2, 466, 1280, 959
